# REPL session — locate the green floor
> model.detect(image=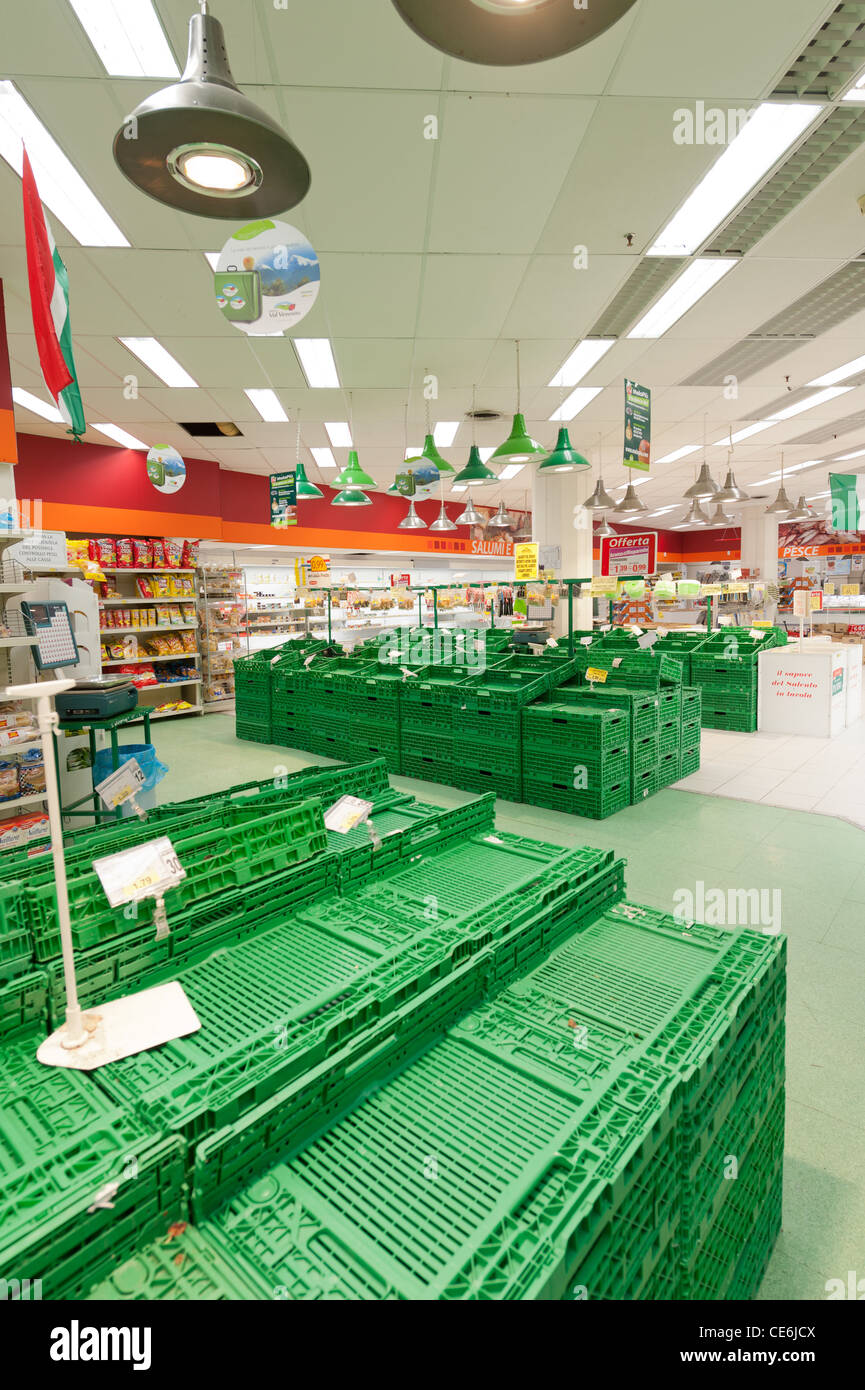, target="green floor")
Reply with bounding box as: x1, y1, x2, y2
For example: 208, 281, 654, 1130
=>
148, 711, 865, 1303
